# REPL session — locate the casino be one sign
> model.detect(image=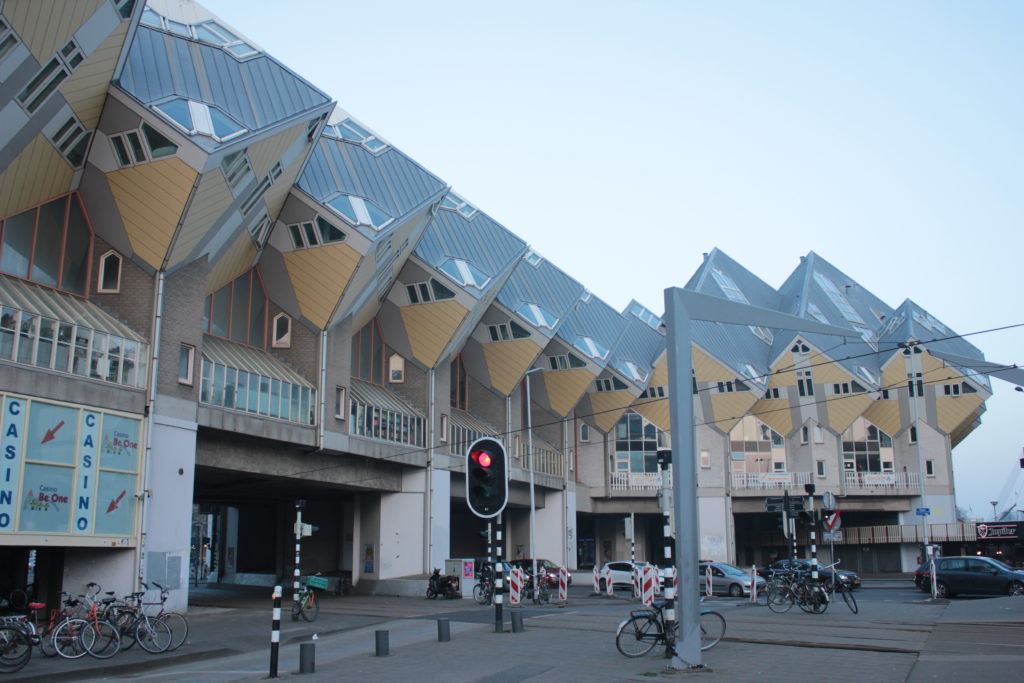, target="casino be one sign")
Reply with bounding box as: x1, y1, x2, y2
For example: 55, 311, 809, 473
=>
2, 393, 141, 543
